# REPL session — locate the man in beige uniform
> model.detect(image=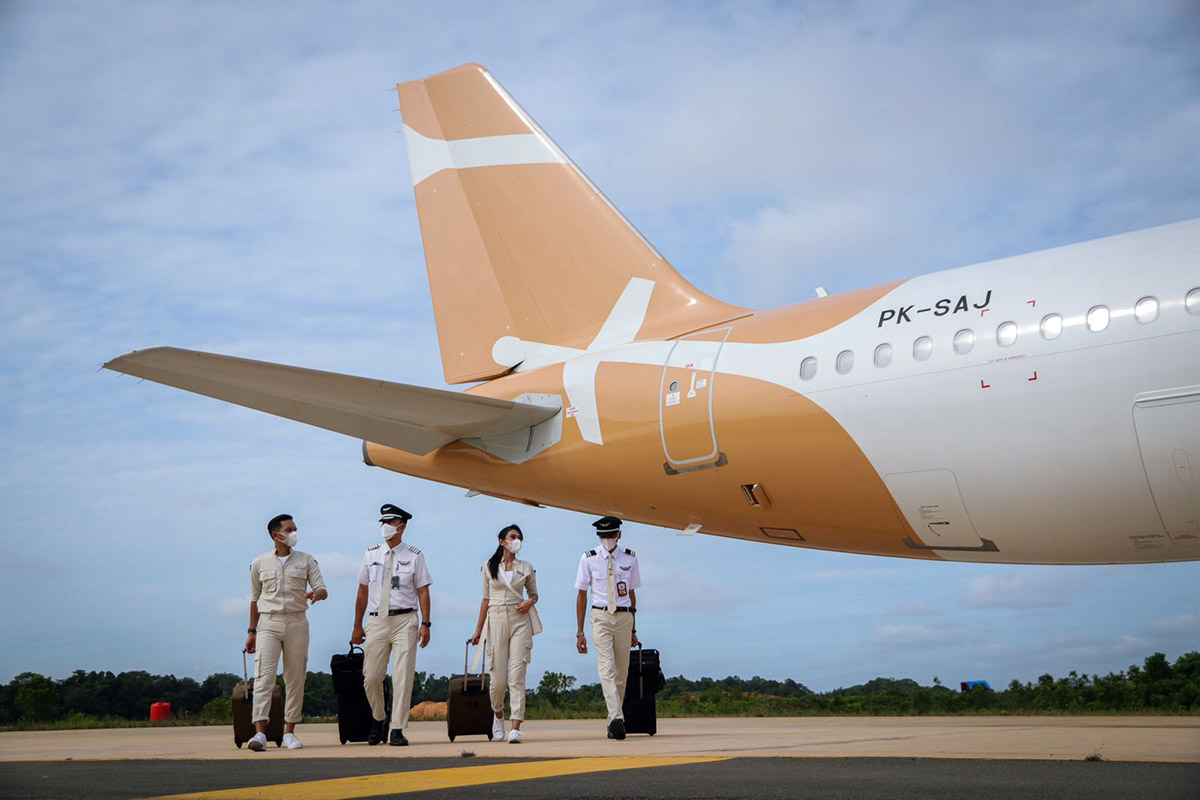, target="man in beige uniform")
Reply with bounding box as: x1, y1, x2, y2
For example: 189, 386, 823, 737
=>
575, 516, 641, 740
245, 513, 327, 751
350, 504, 432, 746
